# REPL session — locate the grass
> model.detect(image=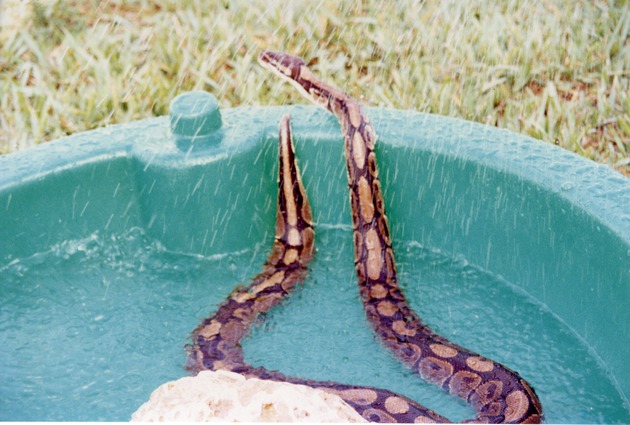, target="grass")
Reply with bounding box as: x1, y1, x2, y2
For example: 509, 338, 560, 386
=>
1, 0, 628, 175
